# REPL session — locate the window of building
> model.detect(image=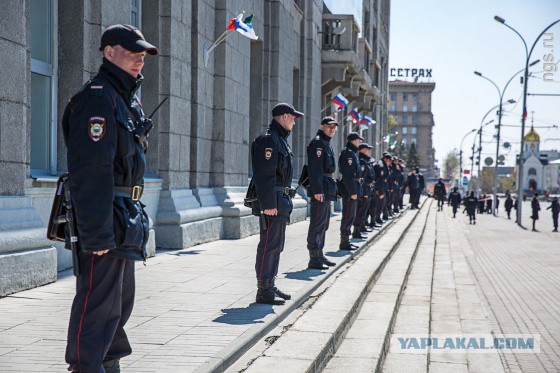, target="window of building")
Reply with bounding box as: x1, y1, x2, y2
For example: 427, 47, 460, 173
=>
30, 0, 58, 175
403, 93, 408, 101
528, 168, 537, 176
402, 116, 408, 124
402, 127, 408, 135
412, 93, 417, 101
411, 127, 417, 135
390, 93, 396, 101
131, 0, 141, 27
390, 105, 395, 111
403, 105, 408, 112
412, 105, 417, 112
412, 116, 416, 123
